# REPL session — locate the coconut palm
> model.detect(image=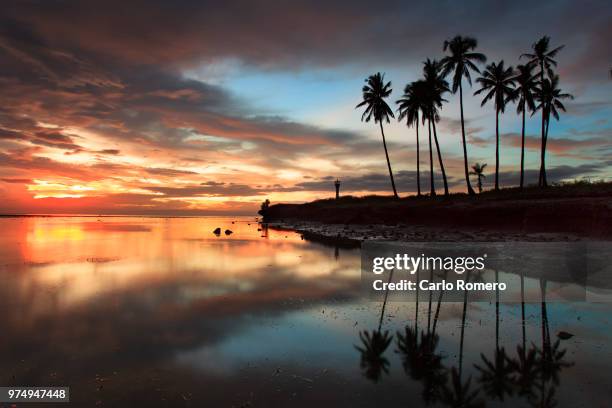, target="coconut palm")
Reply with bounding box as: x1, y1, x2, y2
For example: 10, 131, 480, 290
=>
474, 269, 514, 401
440, 36, 487, 195
474, 61, 516, 190
521, 37, 564, 187
397, 80, 428, 196
441, 367, 484, 408
356, 72, 399, 198
355, 330, 393, 382
534, 76, 574, 186
475, 347, 515, 401
355, 268, 395, 382
469, 162, 487, 193
423, 59, 450, 195
513, 64, 538, 189
509, 344, 539, 398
